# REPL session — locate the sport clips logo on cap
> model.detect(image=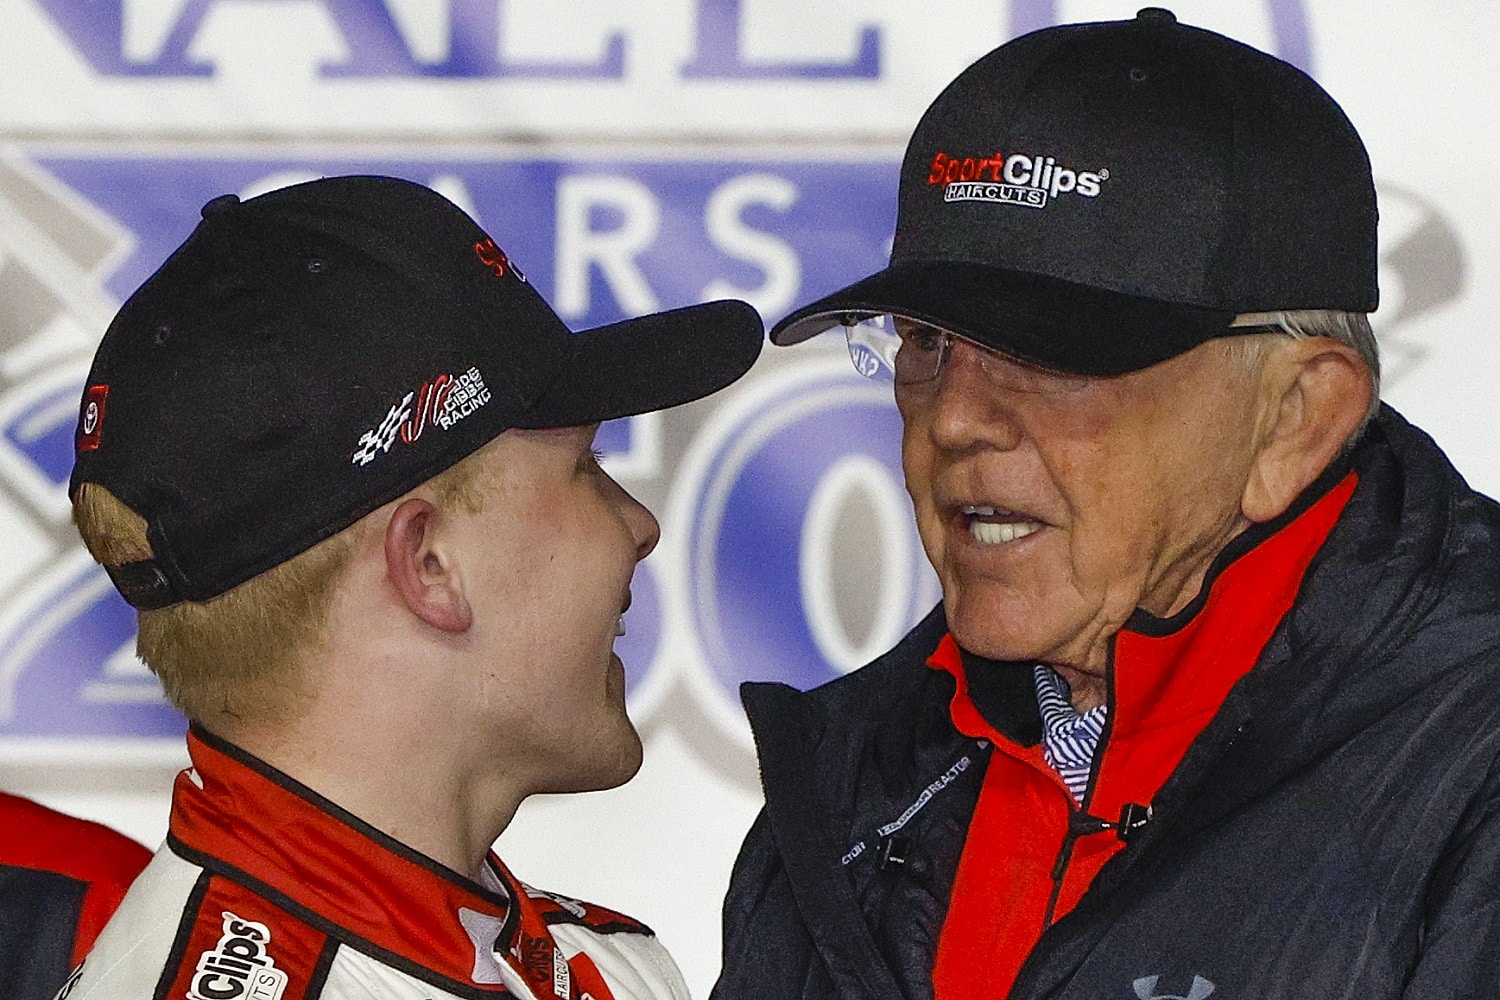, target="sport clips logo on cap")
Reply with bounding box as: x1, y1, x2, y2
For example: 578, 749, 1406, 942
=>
927, 150, 1110, 210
